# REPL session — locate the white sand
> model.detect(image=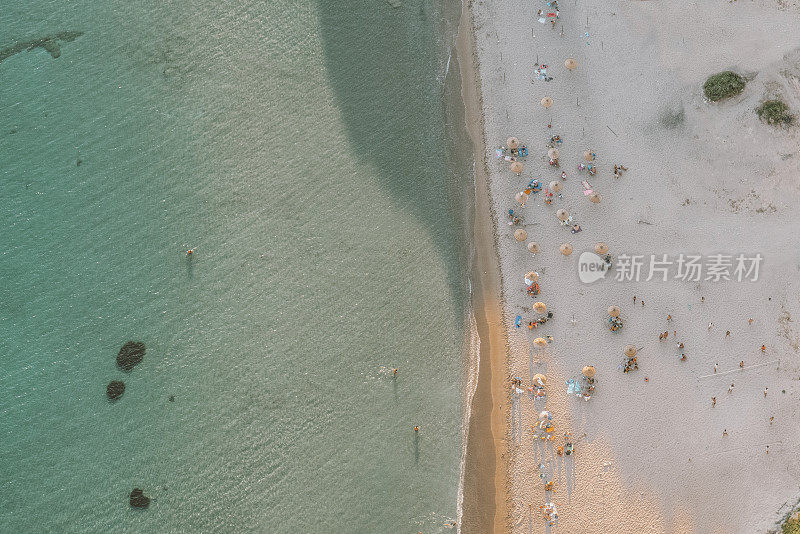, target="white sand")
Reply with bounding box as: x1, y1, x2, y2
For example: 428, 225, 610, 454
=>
469, 0, 800, 531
